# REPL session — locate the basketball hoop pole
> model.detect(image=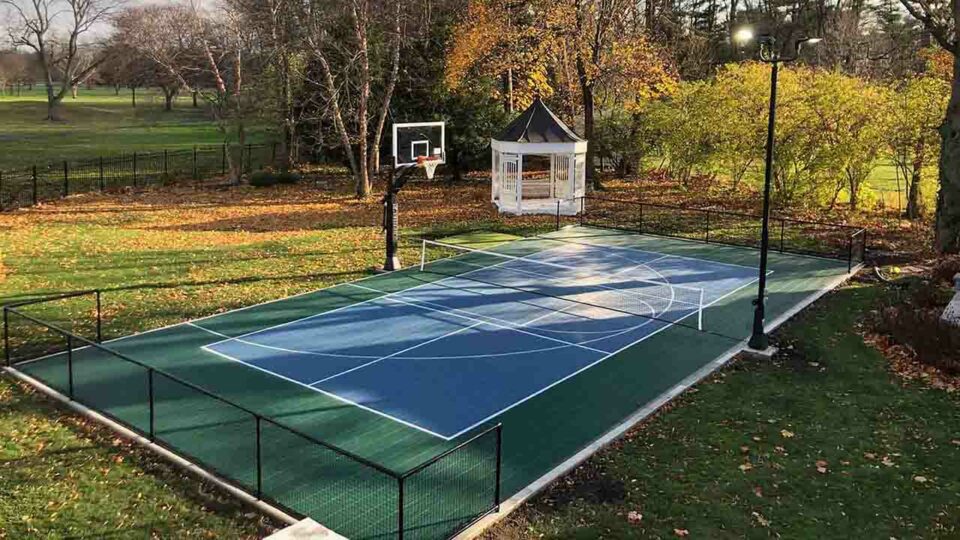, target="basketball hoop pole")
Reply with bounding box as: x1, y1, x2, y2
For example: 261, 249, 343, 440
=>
382, 163, 417, 271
